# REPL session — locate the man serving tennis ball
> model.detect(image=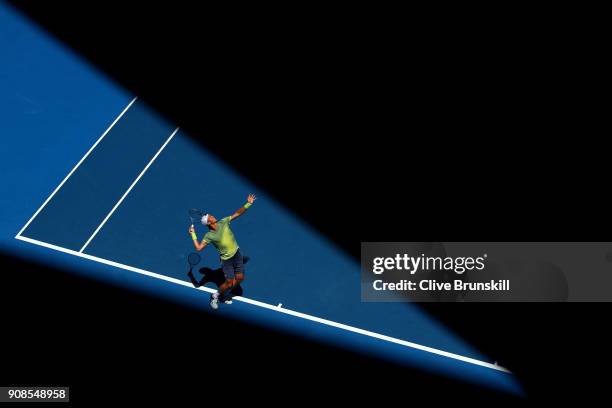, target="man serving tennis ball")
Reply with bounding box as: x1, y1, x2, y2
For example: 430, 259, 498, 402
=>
188, 194, 256, 310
